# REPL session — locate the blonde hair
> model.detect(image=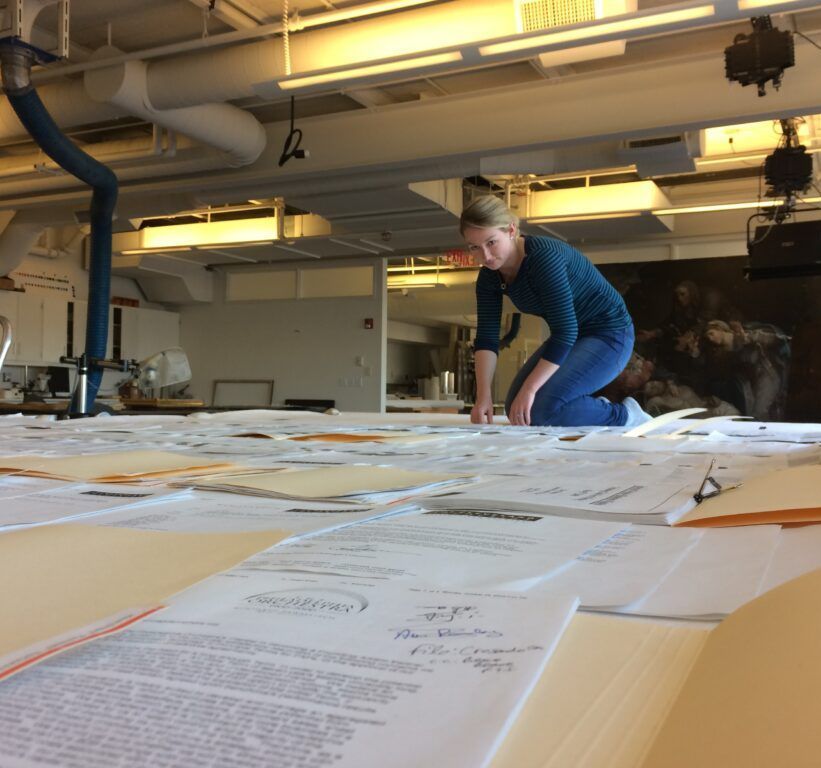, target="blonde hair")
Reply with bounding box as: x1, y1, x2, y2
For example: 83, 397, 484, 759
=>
459, 195, 519, 236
